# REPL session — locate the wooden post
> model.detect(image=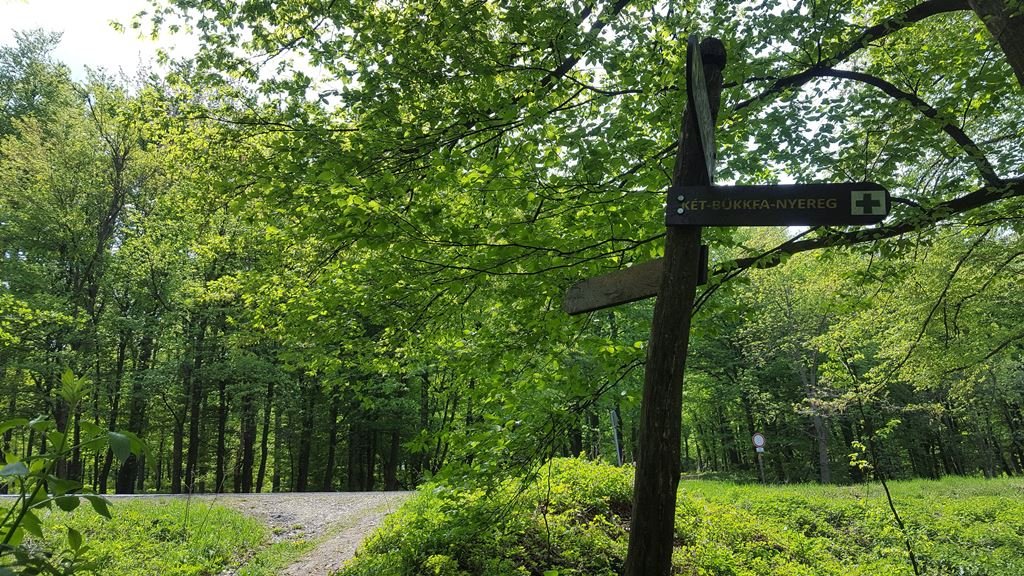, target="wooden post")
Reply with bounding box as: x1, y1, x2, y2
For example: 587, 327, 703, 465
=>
623, 37, 726, 576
